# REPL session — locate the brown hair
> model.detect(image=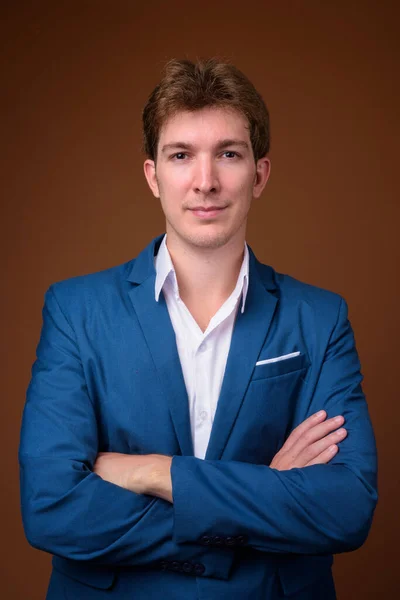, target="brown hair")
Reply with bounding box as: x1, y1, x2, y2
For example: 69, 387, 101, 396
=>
142, 58, 270, 162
